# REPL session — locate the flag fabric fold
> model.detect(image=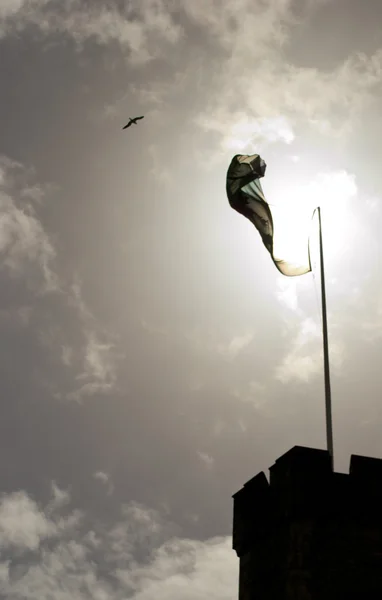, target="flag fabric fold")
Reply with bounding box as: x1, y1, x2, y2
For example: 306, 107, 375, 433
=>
226, 153, 312, 277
